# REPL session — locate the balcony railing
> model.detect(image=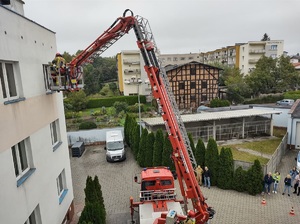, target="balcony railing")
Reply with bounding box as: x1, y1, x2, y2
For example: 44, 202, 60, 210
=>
249, 49, 265, 54
123, 59, 140, 64
249, 59, 259, 63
